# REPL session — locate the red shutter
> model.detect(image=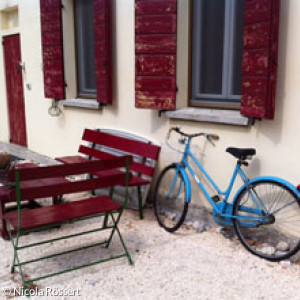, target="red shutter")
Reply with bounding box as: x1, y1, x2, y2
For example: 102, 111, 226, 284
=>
240, 0, 280, 119
40, 0, 65, 100
94, 0, 112, 104
135, 0, 177, 110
